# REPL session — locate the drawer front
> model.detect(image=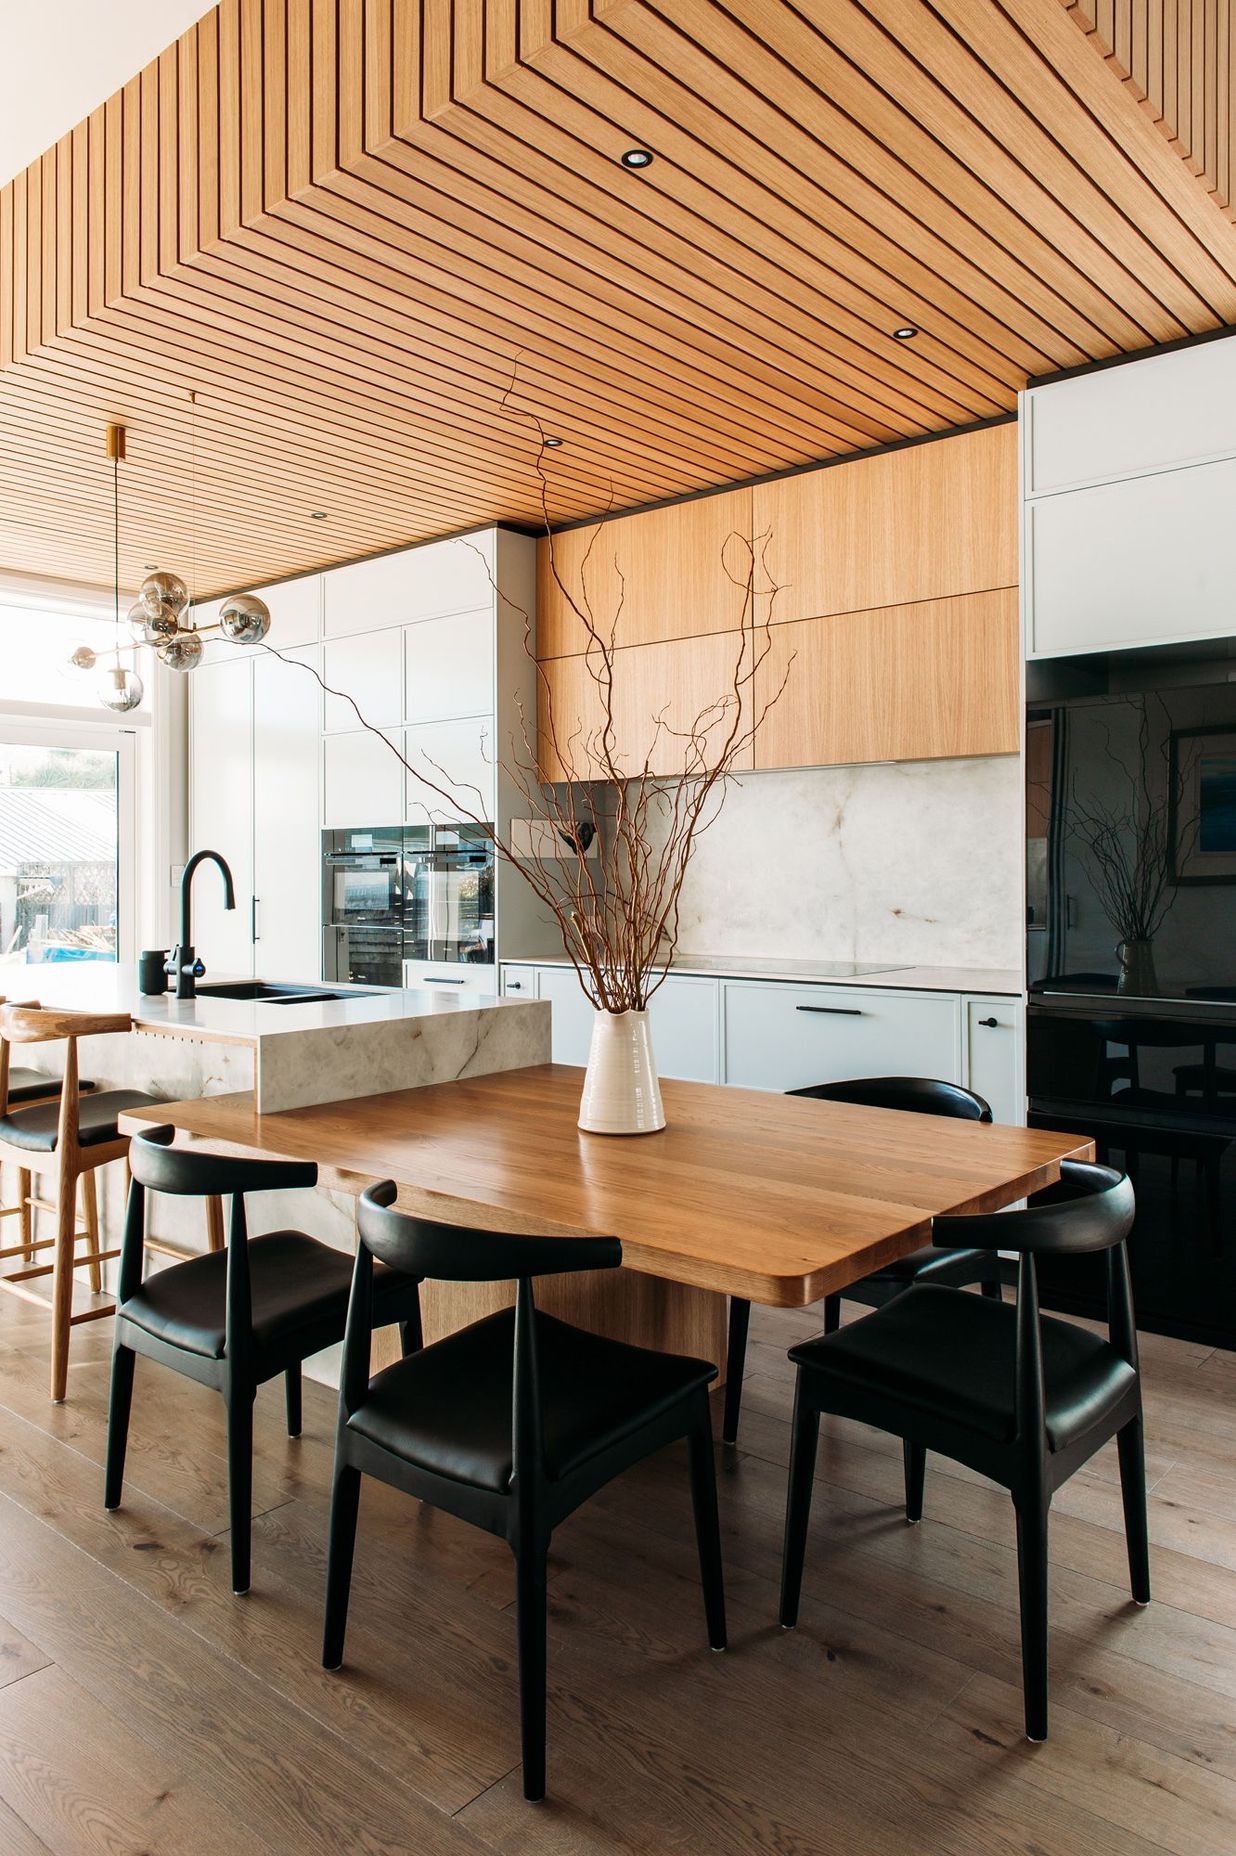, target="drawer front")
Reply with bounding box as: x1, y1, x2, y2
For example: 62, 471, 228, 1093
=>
403, 961, 496, 995
965, 995, 1025, 1125
647, 976, 720, 1083
499, 965, 536, 997
723, 982, 961, 1093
